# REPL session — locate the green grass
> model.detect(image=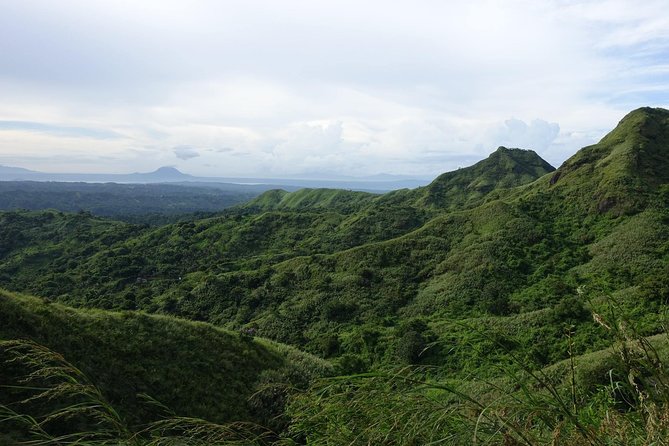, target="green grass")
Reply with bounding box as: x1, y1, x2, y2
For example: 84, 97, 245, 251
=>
0, 289, 332, 434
